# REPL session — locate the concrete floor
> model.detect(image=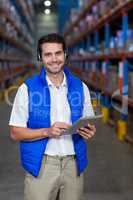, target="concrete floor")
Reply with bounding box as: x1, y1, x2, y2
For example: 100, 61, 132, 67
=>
0, 100, 133, 200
